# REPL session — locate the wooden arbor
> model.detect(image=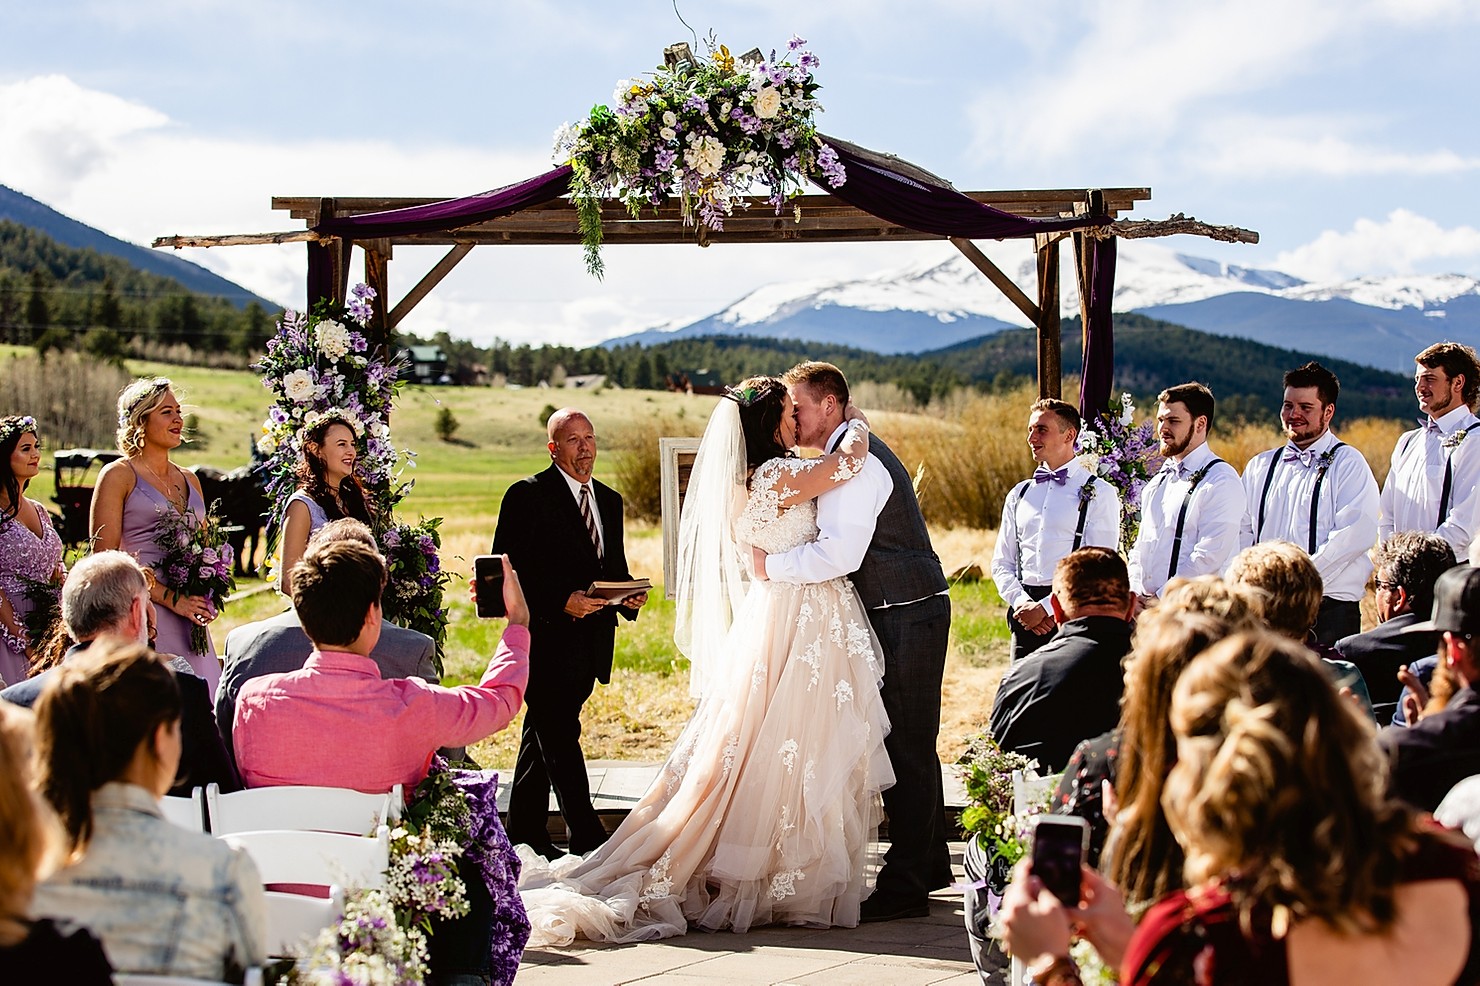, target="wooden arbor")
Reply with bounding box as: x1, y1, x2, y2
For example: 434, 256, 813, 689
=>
158, 186, 1258, 400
